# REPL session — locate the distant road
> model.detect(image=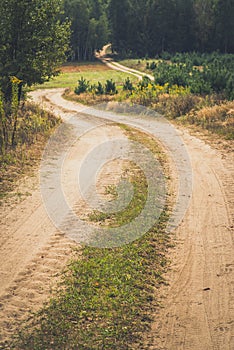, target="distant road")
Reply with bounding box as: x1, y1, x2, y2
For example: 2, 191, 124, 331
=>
96, 44, 154, 81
